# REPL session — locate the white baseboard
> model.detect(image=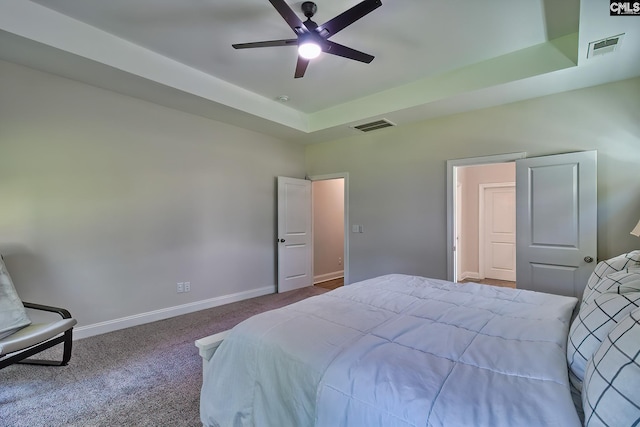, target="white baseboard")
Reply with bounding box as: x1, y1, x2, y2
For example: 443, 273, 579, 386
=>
459, 271, 480, 281
73, 285, 275, 340
313, 270, 344, 284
